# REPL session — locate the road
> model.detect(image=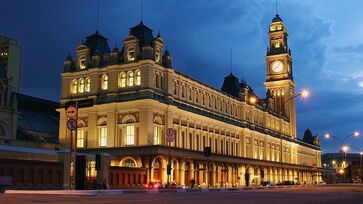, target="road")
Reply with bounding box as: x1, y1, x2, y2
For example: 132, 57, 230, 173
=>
1, 185, 362, 204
